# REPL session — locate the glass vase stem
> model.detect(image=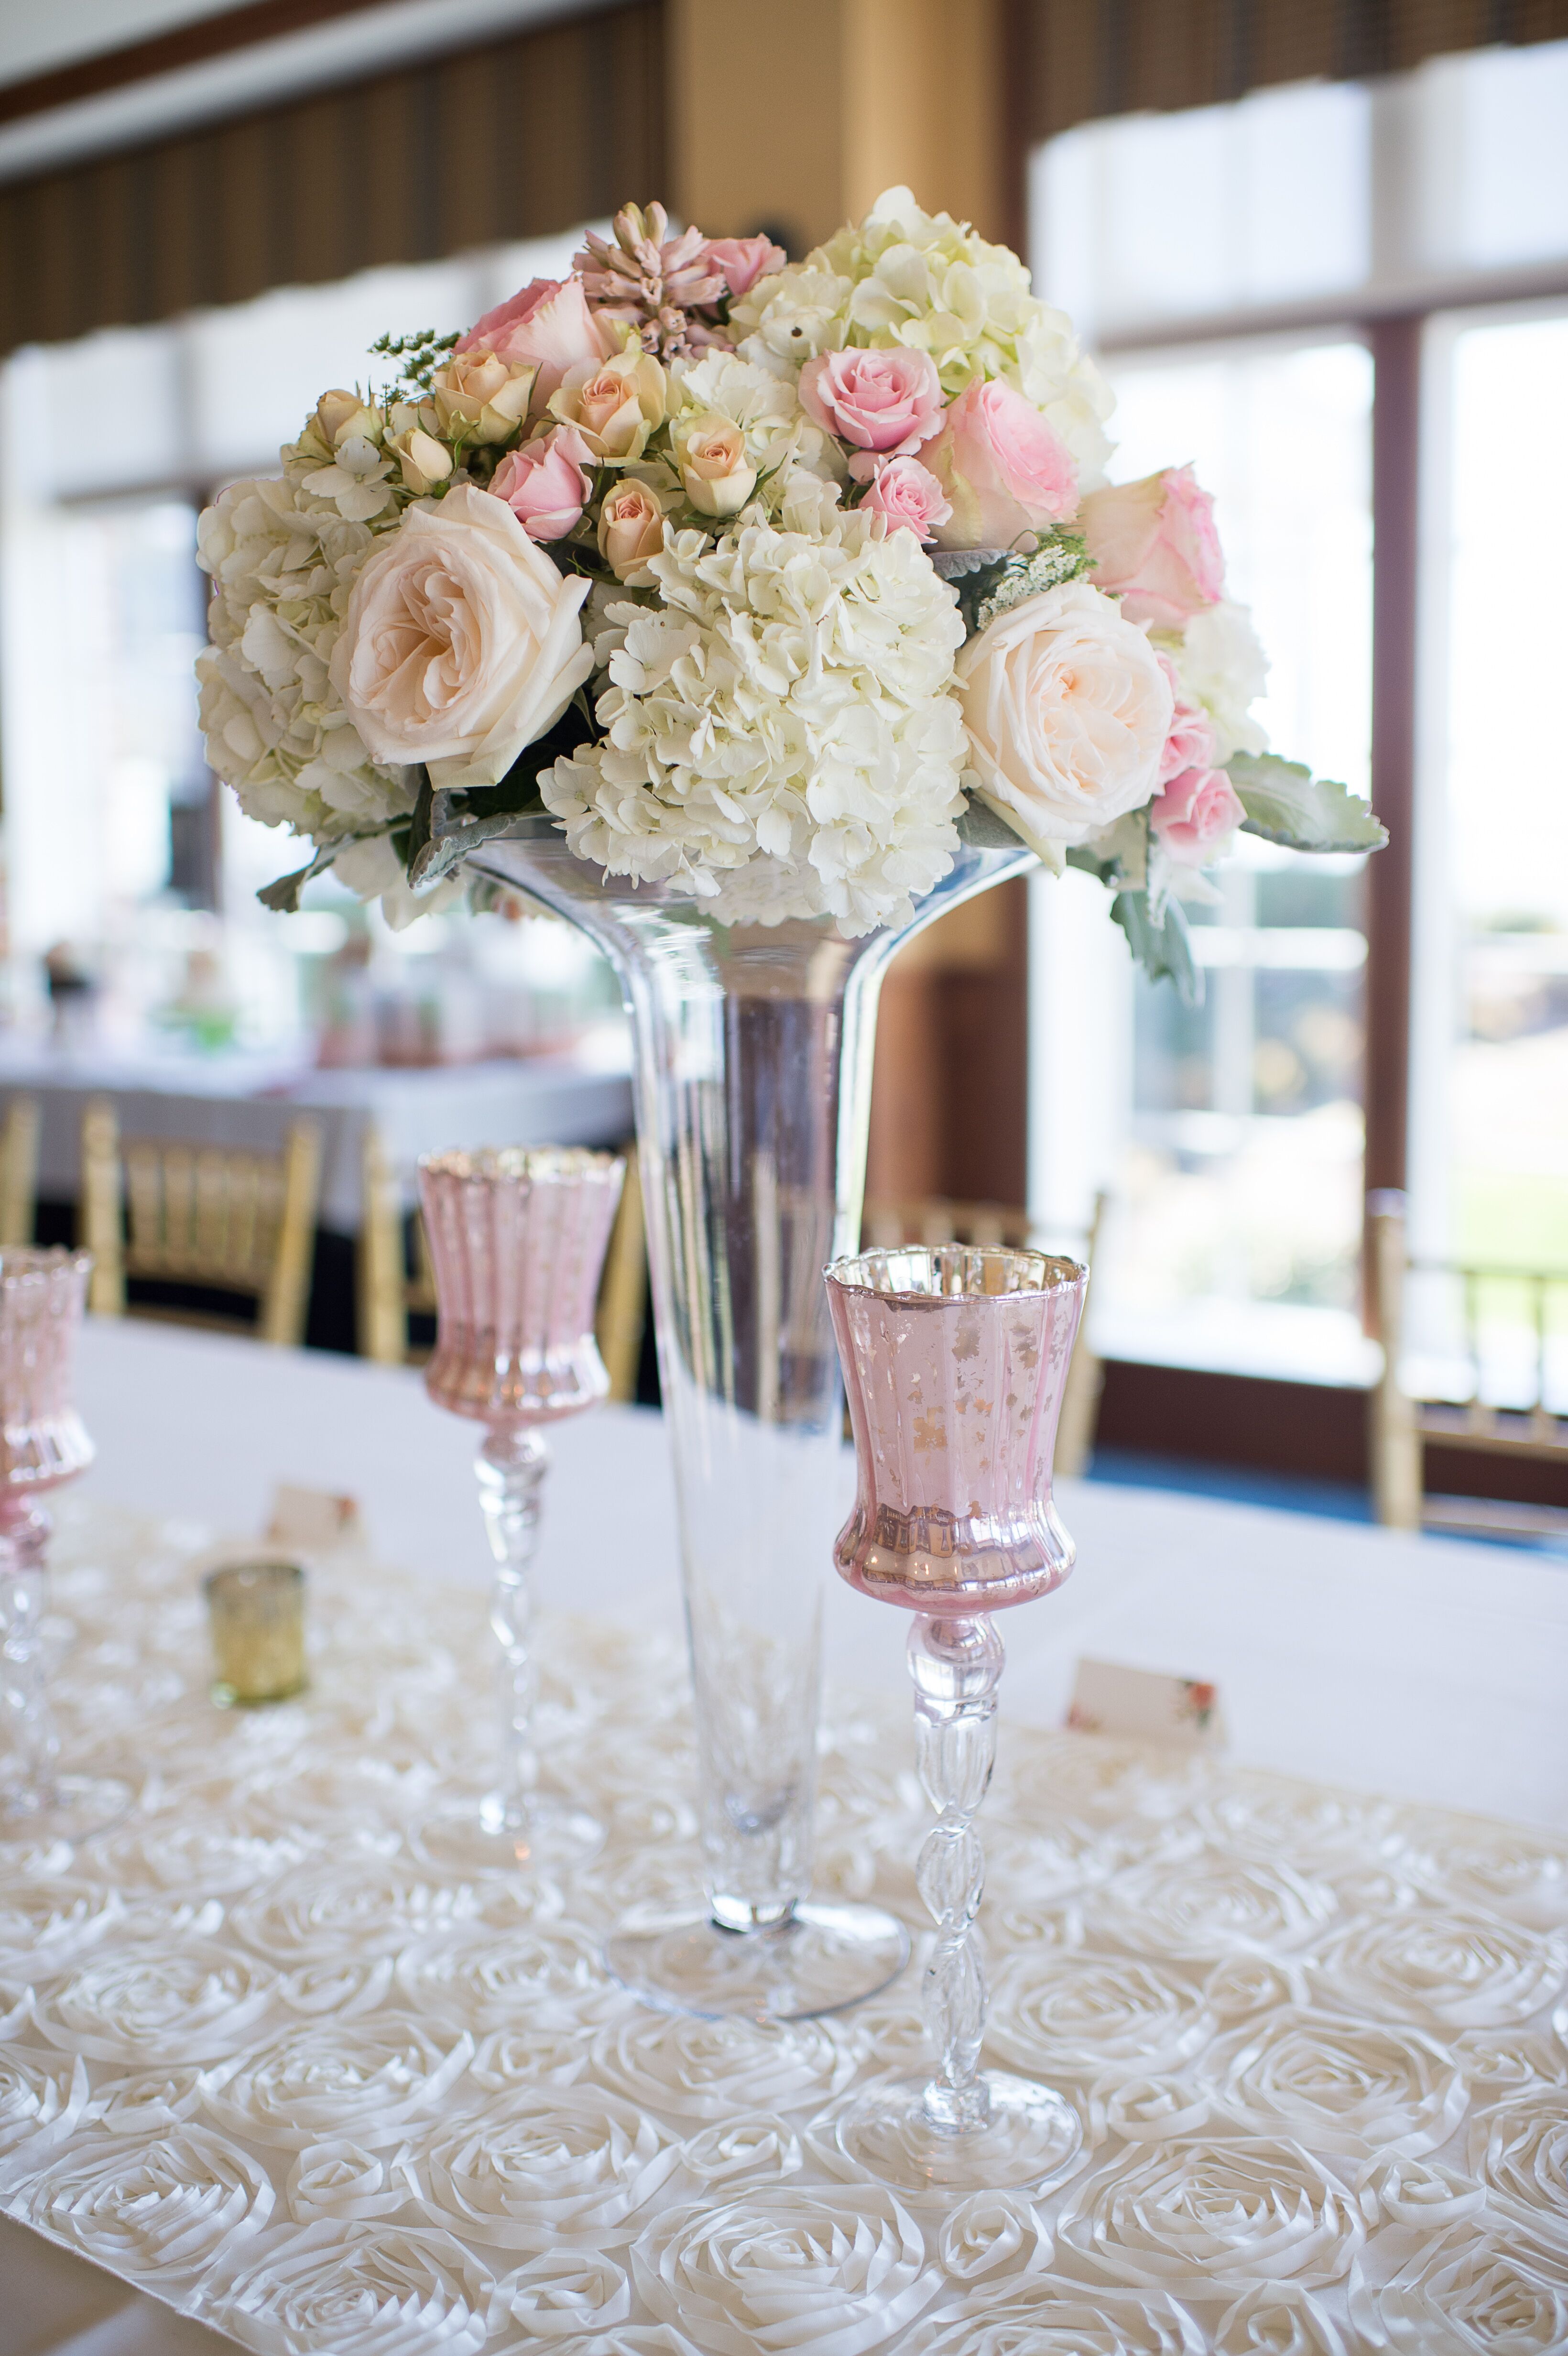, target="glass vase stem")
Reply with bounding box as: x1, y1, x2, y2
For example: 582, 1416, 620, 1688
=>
476, 1427, 548, 1829
0, 1505, 59, 1813
910, 1614, 1005, 2134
